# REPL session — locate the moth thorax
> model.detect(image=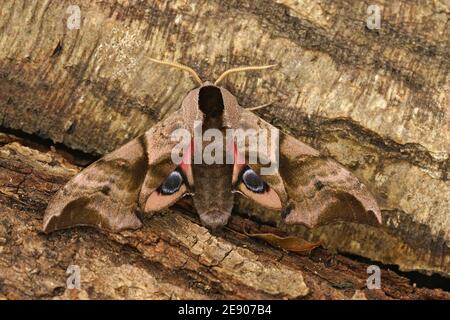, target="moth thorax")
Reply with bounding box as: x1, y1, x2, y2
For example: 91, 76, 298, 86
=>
199, 86, 224, 118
